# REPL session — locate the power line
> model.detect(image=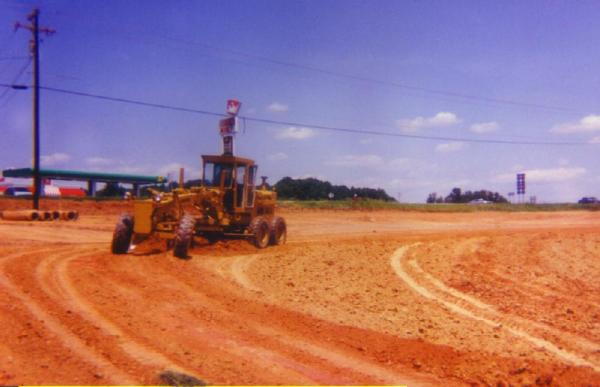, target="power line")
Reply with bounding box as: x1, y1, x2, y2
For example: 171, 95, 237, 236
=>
38, 85, 227, 118
156, 36, 580, 113
0, 57, 31, 108
242, 116, 587, 146
0, 30, 20, 75
68, 26, 587, 114
0, 56, 28, 60
0, 83, 587, 147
